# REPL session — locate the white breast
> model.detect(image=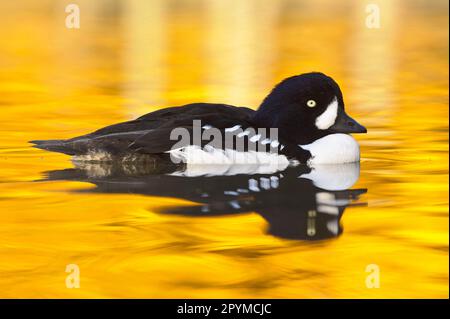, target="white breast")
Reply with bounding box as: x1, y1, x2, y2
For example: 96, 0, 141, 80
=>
299, 134, 360, 164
